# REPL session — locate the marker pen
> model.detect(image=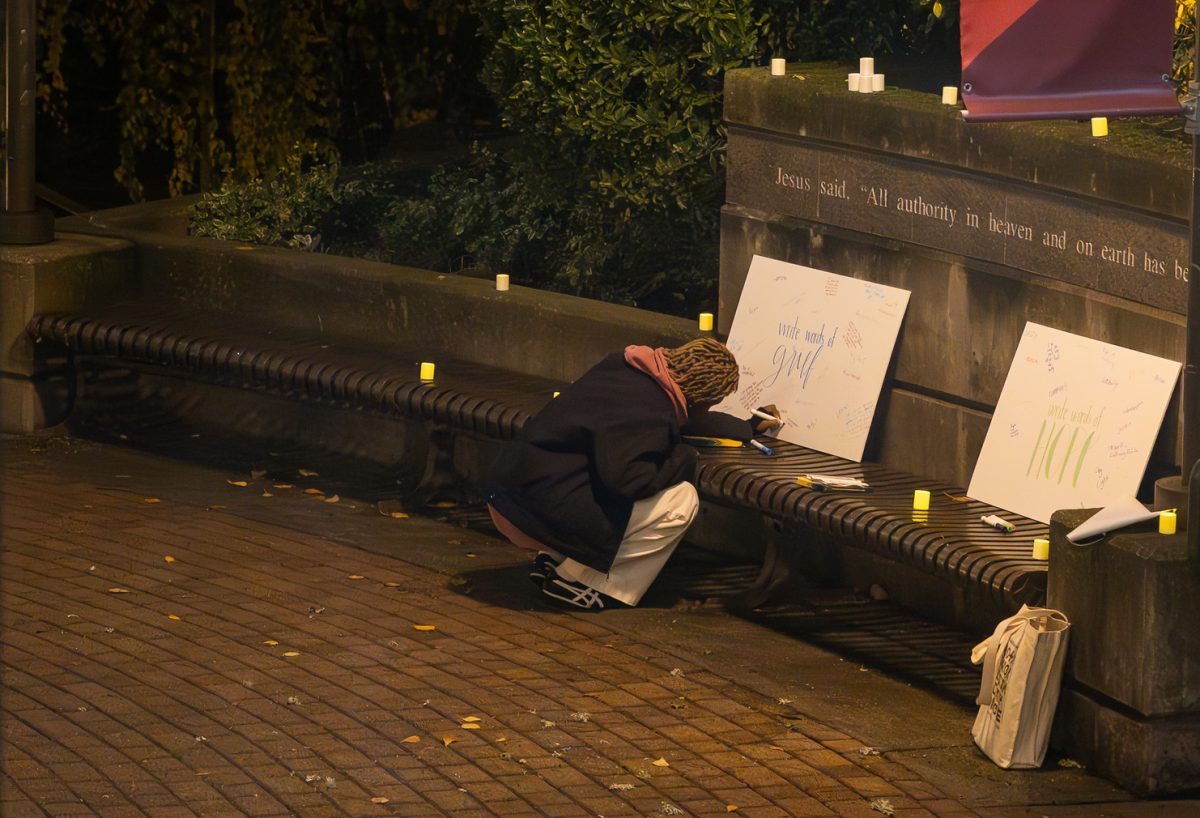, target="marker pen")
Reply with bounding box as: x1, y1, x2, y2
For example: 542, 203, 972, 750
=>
748, 439, 775, 456
751, 409, 780, 423
981, 514, 1014, 533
